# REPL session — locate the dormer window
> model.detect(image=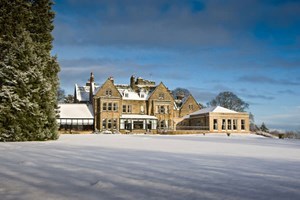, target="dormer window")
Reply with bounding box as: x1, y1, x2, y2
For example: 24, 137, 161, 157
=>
125, 93, 129, 98
141, 94, 145, 98
106, 89, 112, 96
